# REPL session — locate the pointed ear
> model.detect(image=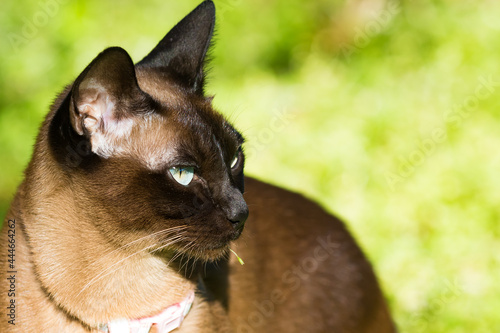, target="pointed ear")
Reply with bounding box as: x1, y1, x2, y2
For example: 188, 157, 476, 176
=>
137, 0, 216, 95
70, 47, 148, 156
